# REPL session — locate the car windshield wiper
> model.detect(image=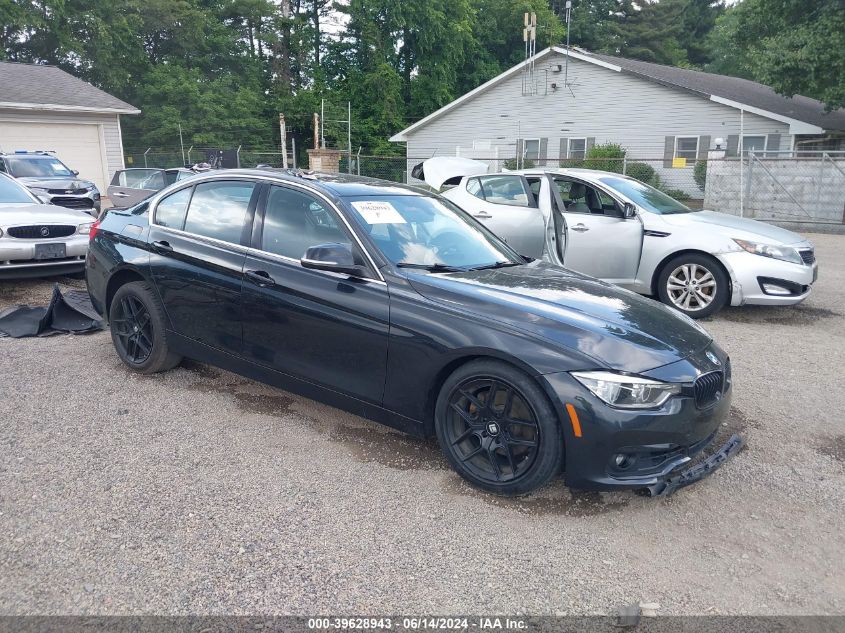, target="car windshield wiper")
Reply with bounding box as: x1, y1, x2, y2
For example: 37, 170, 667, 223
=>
466, 260, 523, 271
396, 262, 465, 273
